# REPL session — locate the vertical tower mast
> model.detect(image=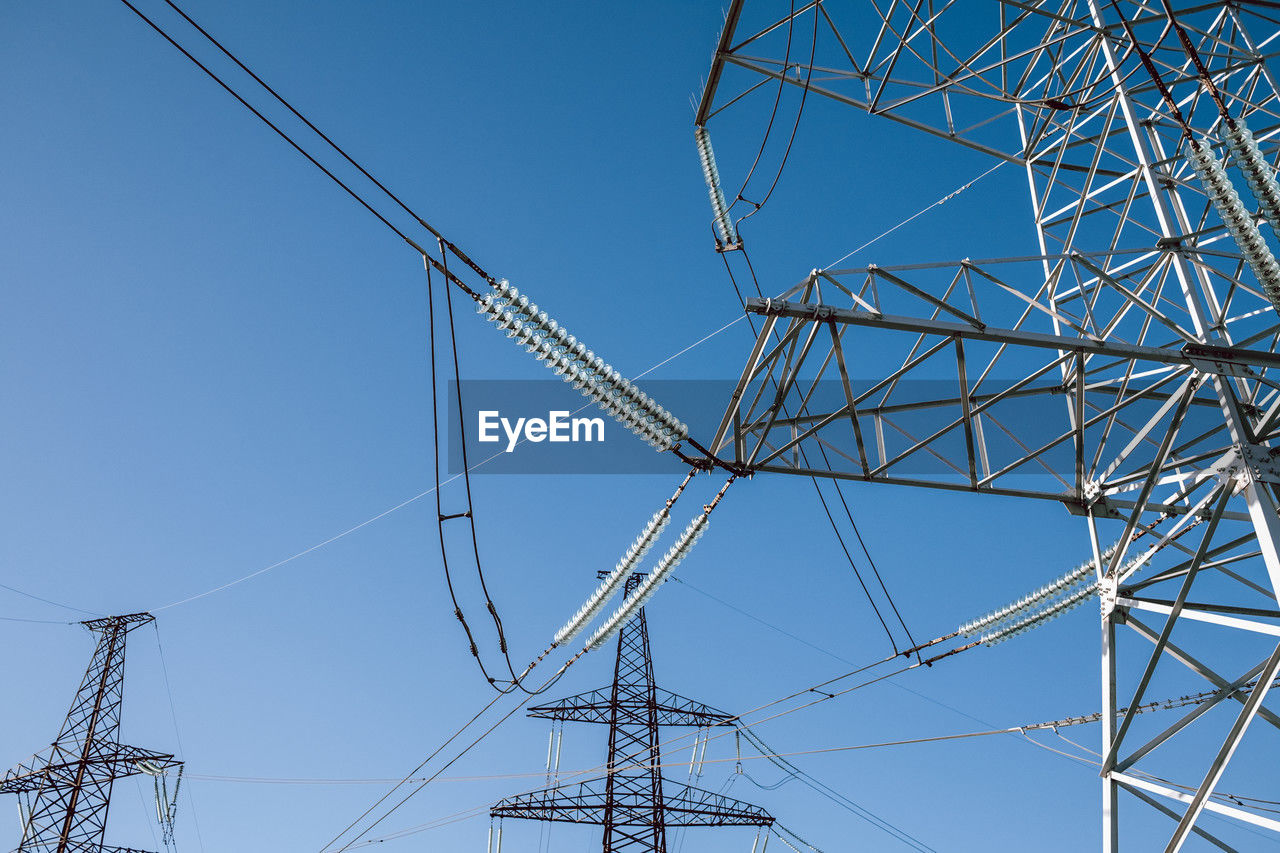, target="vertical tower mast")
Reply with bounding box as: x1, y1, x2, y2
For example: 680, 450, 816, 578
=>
602, 573, 666, 851
2, 612, 181, 853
